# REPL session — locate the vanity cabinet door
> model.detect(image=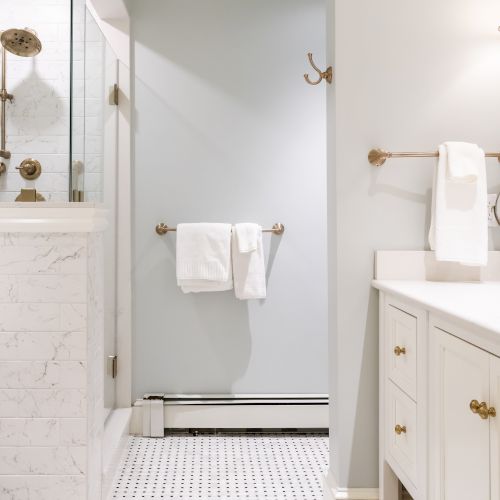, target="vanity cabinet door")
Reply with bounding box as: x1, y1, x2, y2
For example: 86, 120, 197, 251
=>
430, 327, 490, 500
490, 356, 500, 500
